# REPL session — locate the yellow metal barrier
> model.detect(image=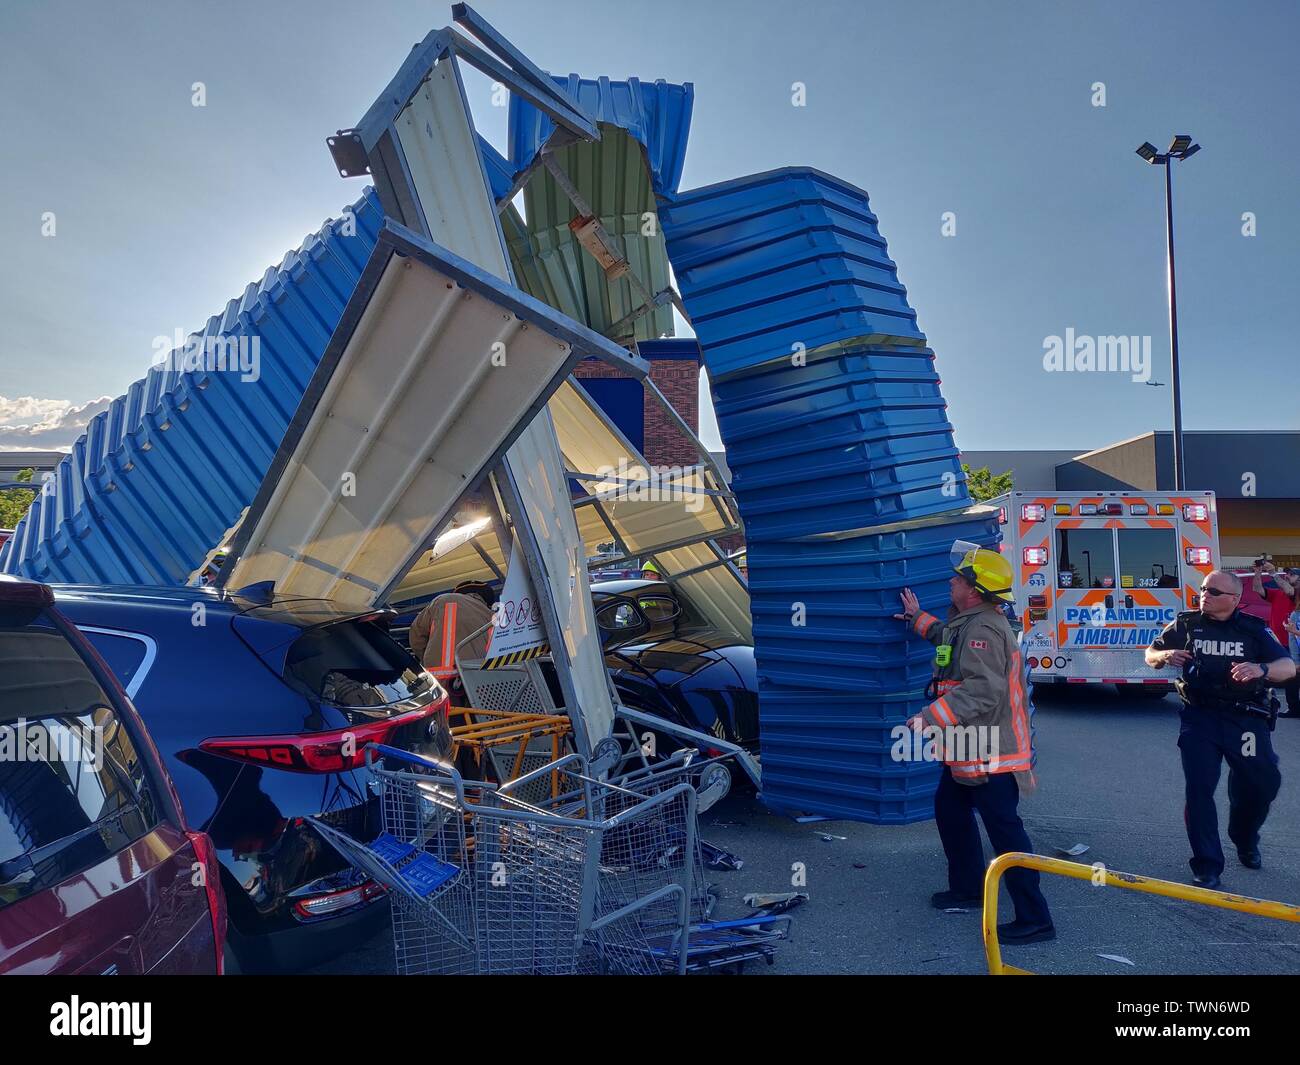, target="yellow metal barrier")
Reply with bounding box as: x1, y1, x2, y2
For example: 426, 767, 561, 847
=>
983, 851, 1300, 975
